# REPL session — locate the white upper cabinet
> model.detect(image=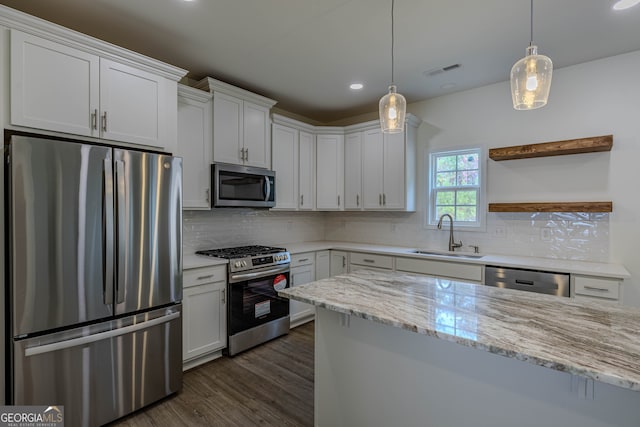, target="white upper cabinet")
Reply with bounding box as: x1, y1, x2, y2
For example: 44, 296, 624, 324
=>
271, 123, 299, 210
298, 131, 316, 210
10, 28, 185, 150
352, 116, 420, 211
212, 92, 244, 165
11, 30, 99, 137
243, 102, 271, 168
271, 115, 316, 211
99, 59, 169, 147
344, 132, 362, 210
316, 132, 344, 210
177, 84, 213, 210
196, 77, 277, 169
